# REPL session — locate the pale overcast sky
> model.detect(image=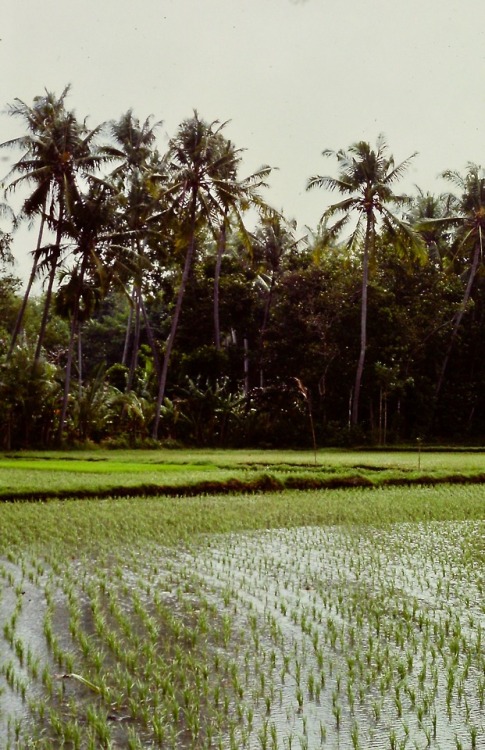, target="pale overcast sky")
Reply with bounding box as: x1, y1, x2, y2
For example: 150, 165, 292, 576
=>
2, 0, 485, 277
